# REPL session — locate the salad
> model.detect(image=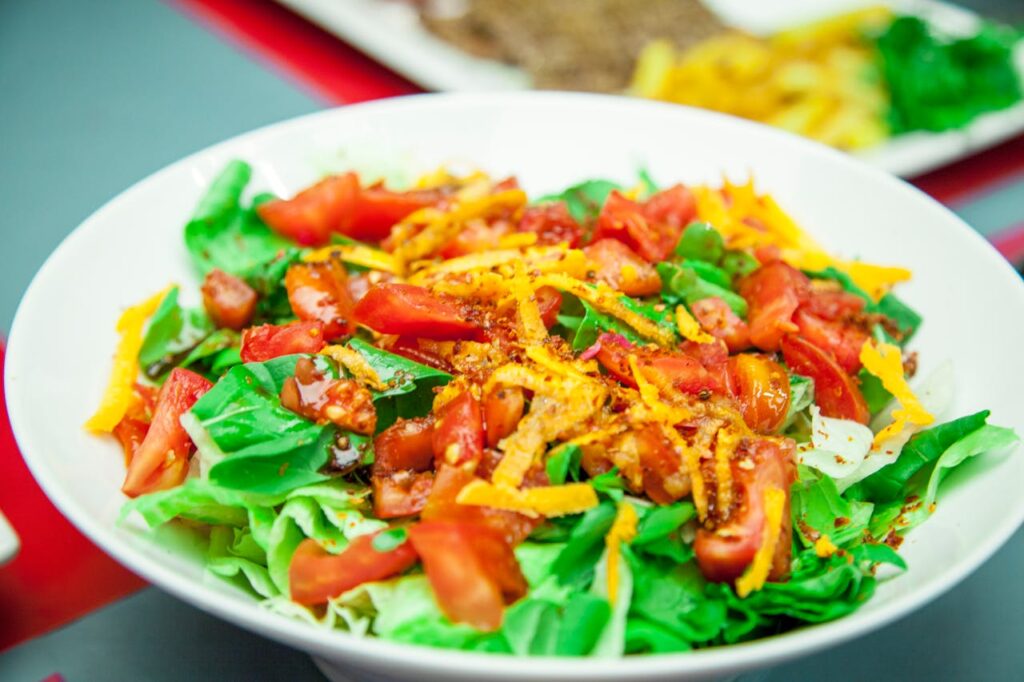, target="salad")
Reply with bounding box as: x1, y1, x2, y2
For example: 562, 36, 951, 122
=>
86, 160, 1017, 656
